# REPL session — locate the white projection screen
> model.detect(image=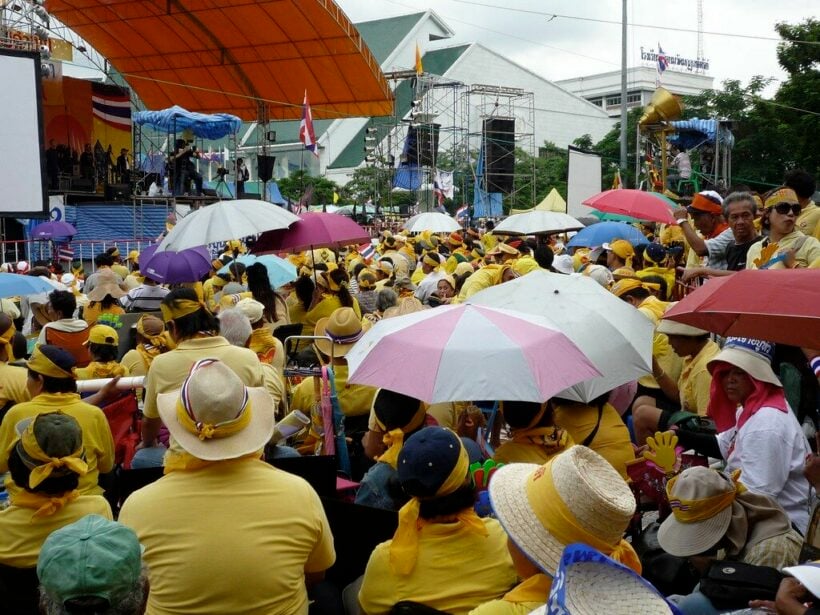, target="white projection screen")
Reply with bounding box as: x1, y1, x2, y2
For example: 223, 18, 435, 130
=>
566, 146, 602, 219
0, 49, 48, 217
